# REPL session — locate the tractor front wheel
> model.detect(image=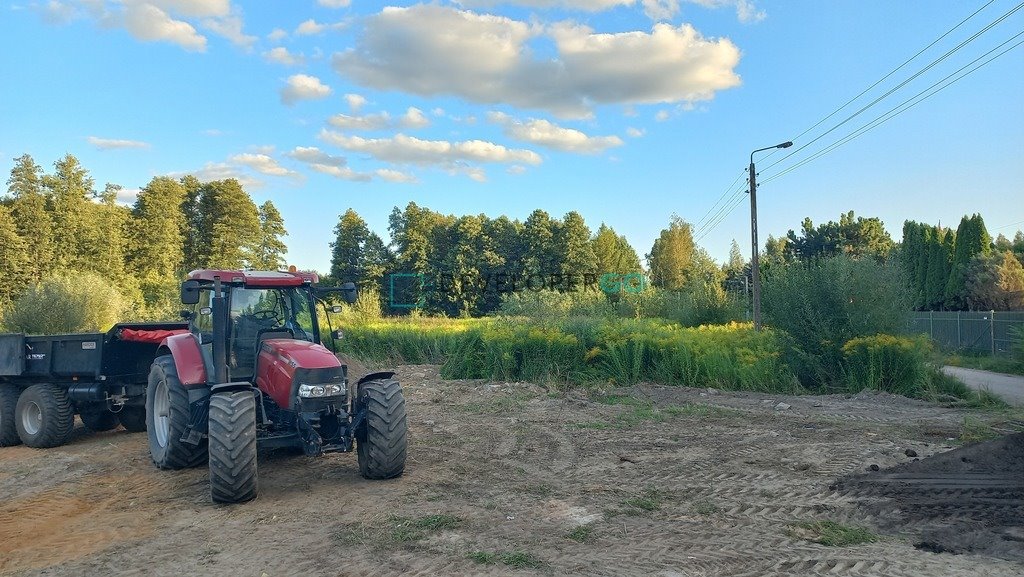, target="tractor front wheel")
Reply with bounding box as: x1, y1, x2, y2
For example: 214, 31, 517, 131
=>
355, 378, 408, 480
208, 390, 258, 504
147, 356, 207, 469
